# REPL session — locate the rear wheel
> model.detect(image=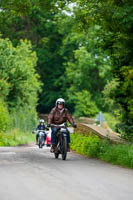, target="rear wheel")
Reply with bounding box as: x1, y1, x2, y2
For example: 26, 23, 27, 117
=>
61, 136, 67, 160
